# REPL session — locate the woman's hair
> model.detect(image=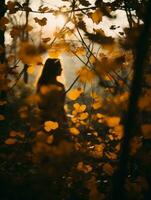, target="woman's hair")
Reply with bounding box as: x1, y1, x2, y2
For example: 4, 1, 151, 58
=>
37, 58, 61, 92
